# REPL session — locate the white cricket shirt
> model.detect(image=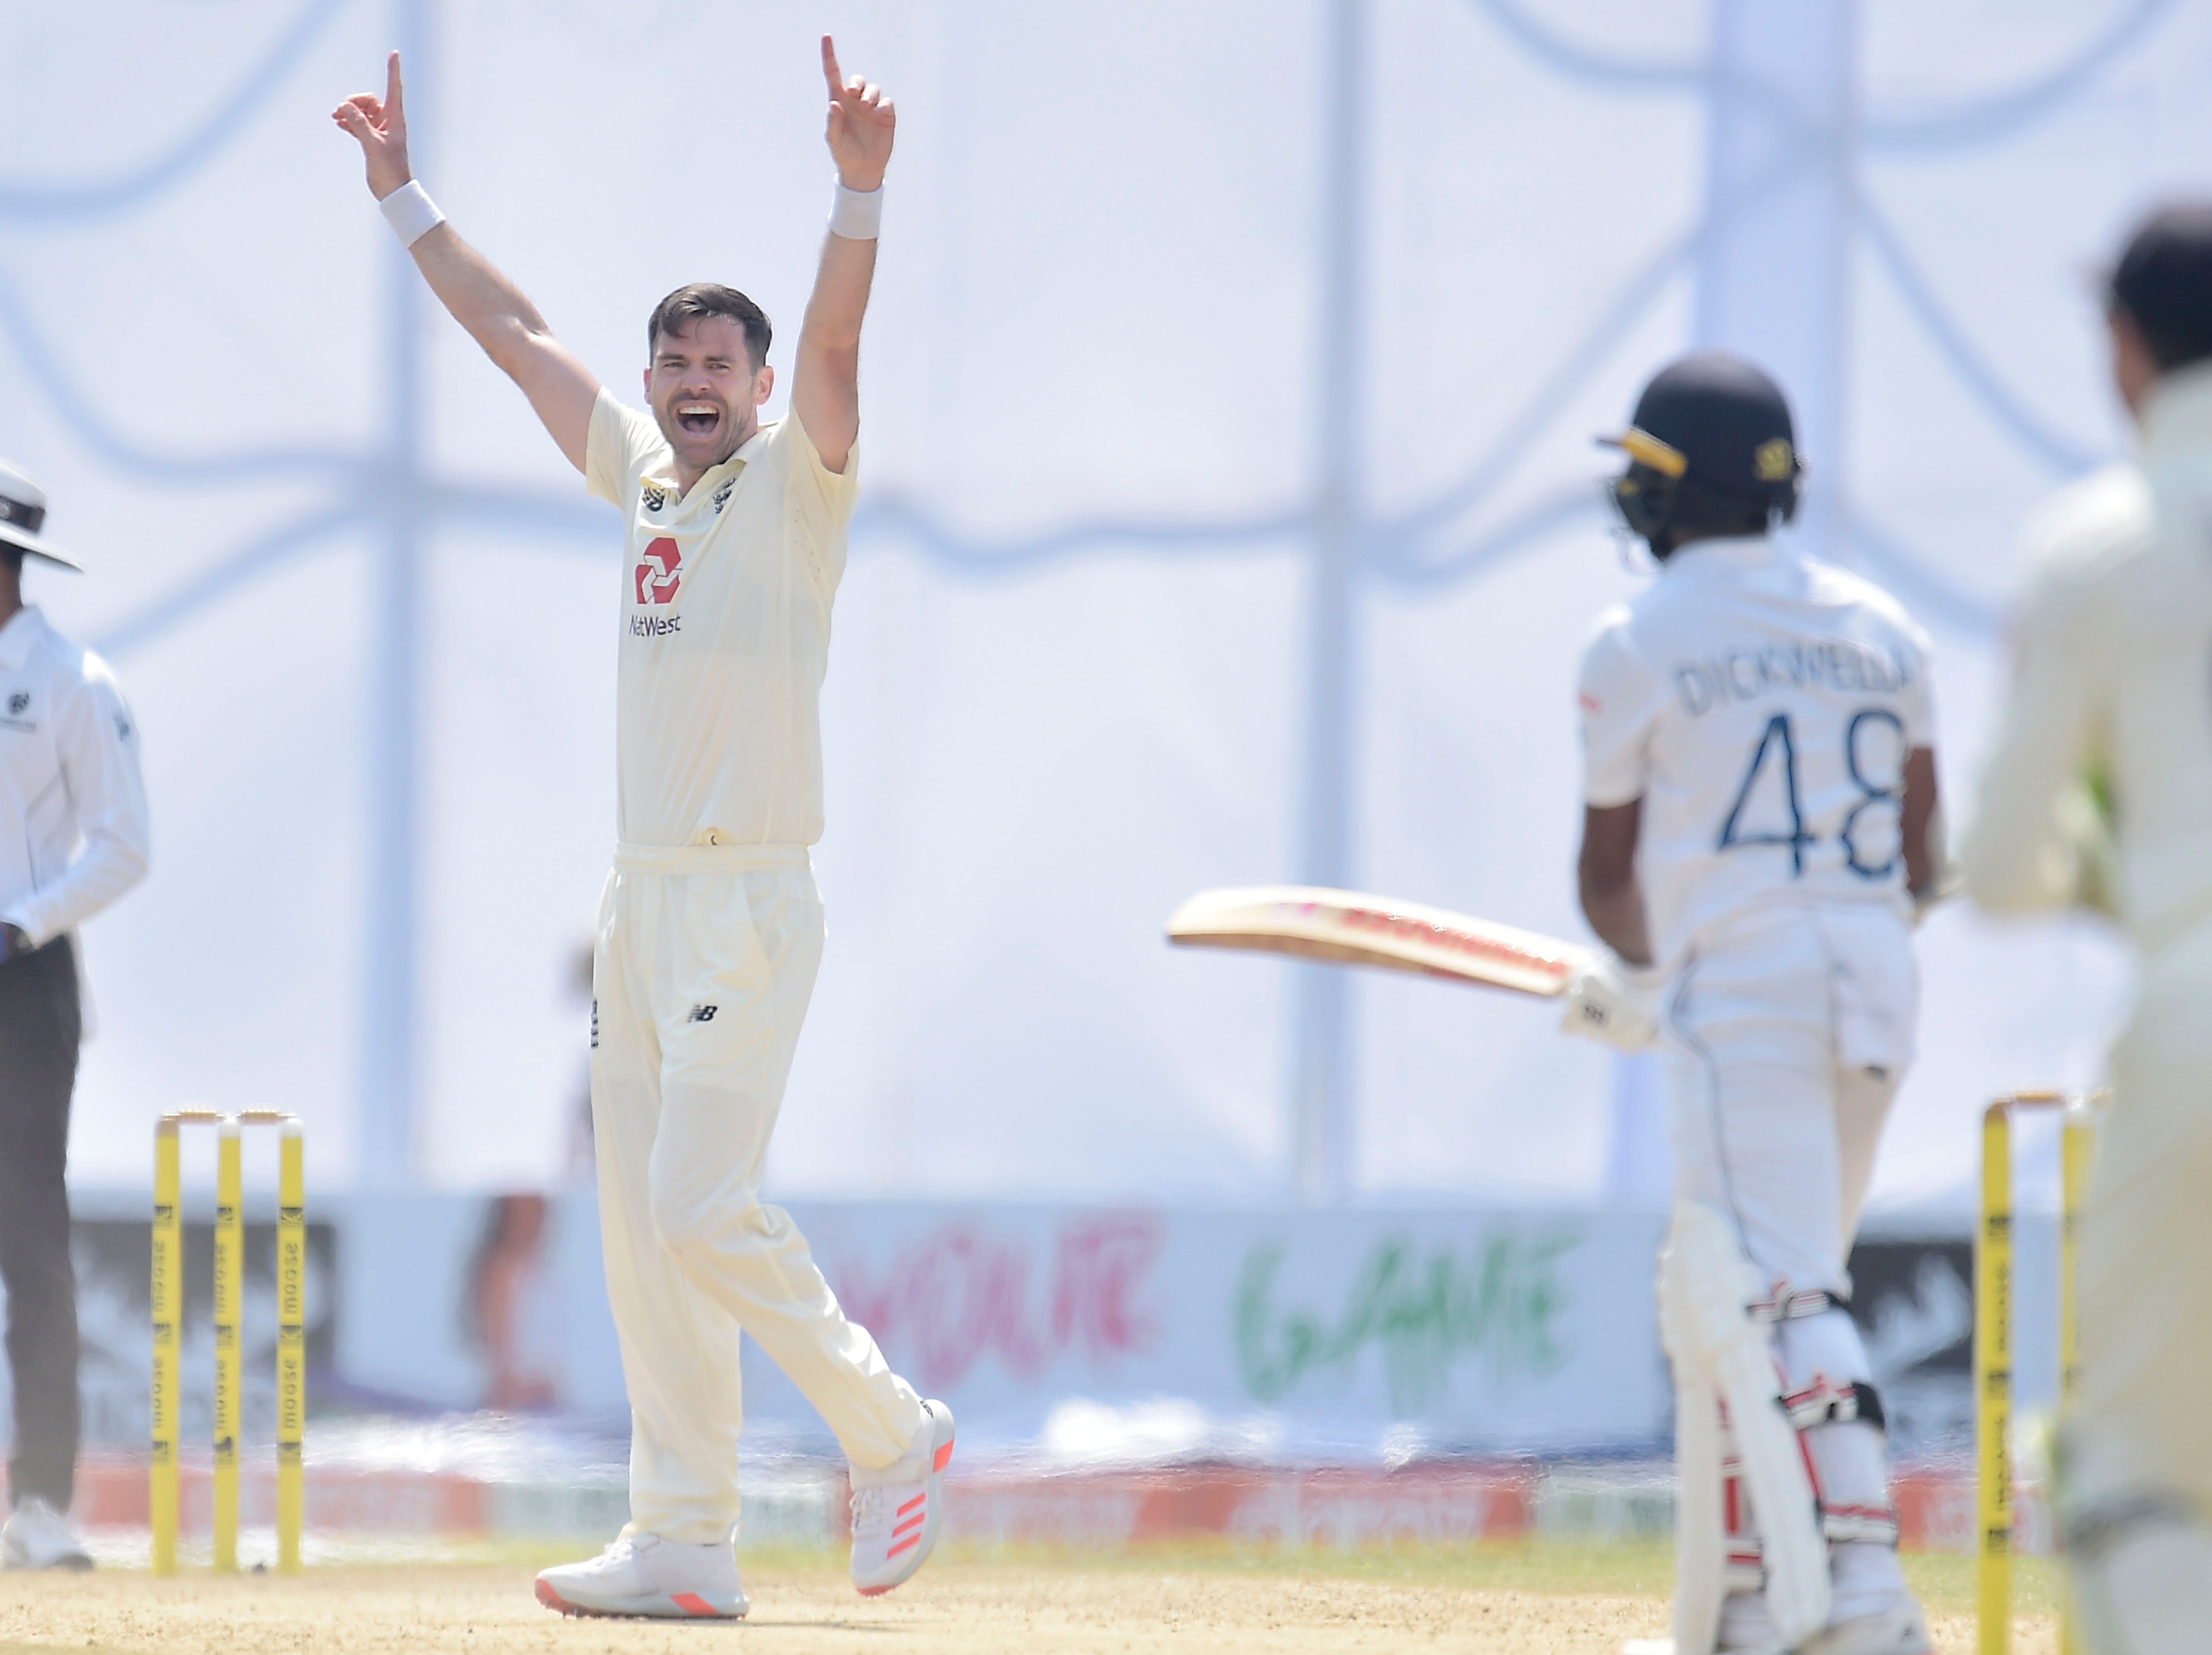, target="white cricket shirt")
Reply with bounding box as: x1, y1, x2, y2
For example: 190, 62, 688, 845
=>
1577, 537, 1936, 970
585, 390, 857, 848
0, 604, 150, 946
1964, 361, 2212, 955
